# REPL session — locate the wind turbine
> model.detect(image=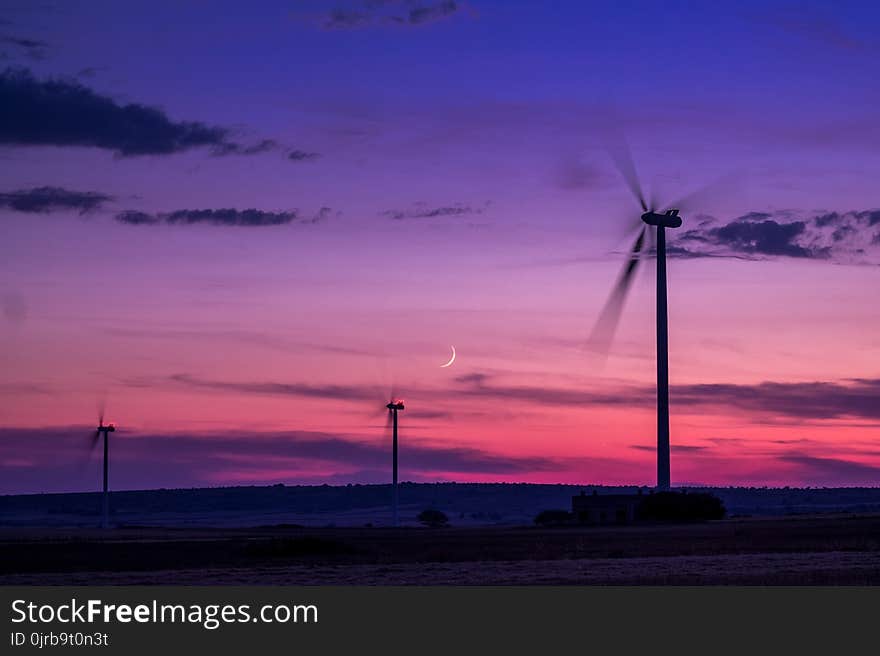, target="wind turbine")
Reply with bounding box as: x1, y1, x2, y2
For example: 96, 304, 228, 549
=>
385, 395, 405, 527
589, 144, 685, 491
90, 404, 116, 528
